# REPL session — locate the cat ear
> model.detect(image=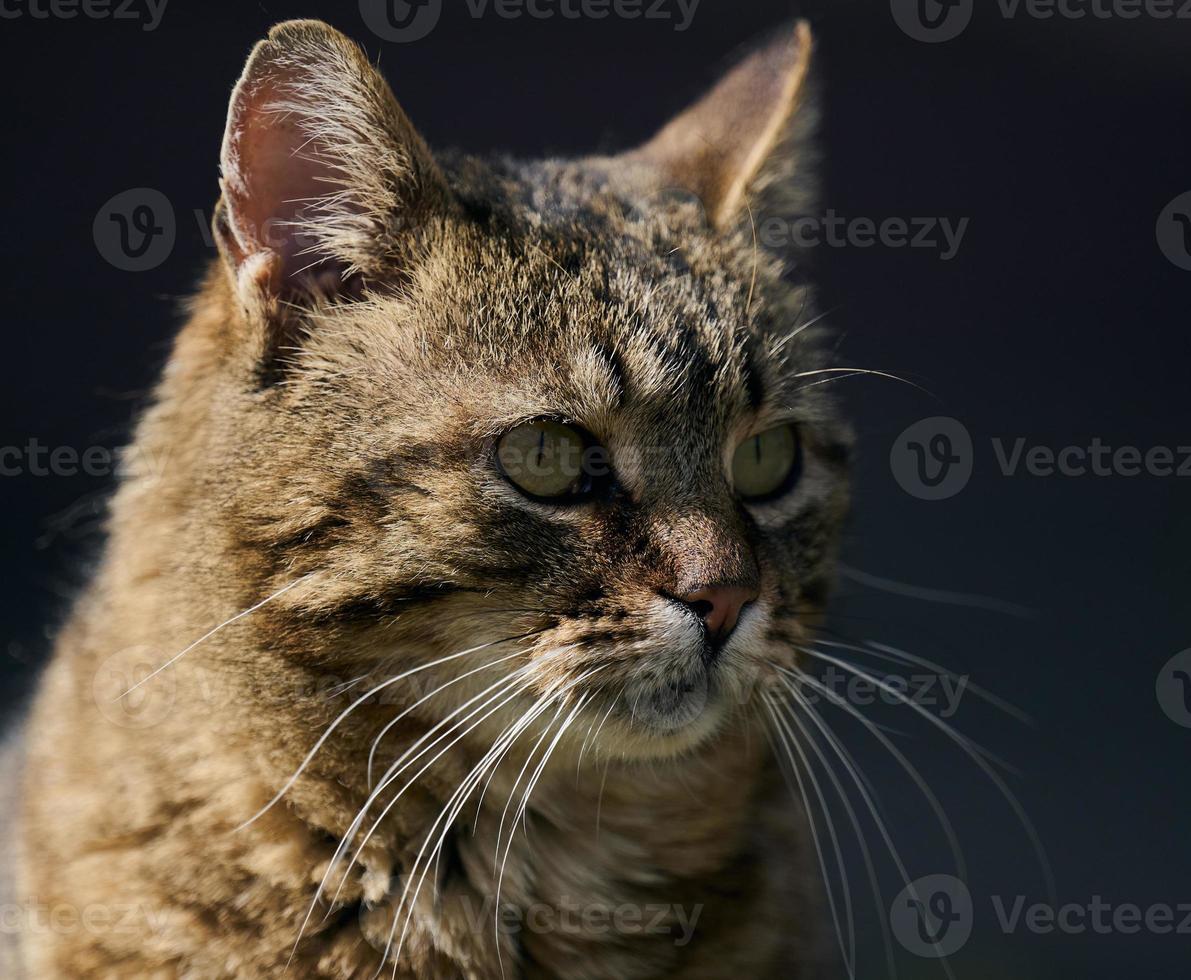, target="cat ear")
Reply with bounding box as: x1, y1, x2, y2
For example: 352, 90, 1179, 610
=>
216, 19, 448, 312
629, 21, 816, 231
